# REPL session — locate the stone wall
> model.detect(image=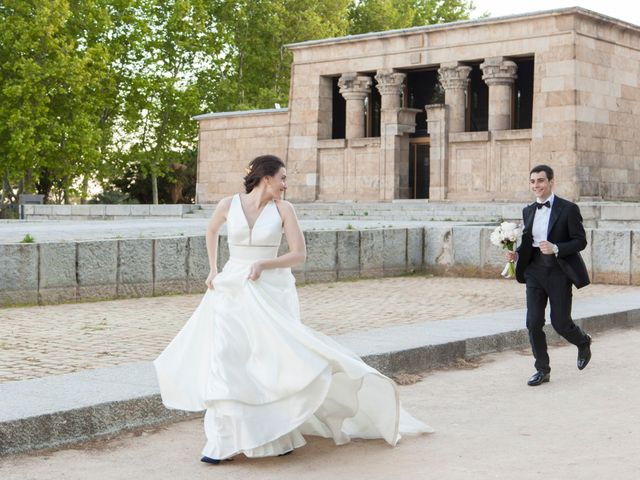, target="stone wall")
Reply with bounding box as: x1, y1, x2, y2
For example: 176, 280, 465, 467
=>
2, 226, 639, 307
195, 109, 290, 203
446, 130, 532, 201
573, 19, 640, 200
317, 138, 382, 200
